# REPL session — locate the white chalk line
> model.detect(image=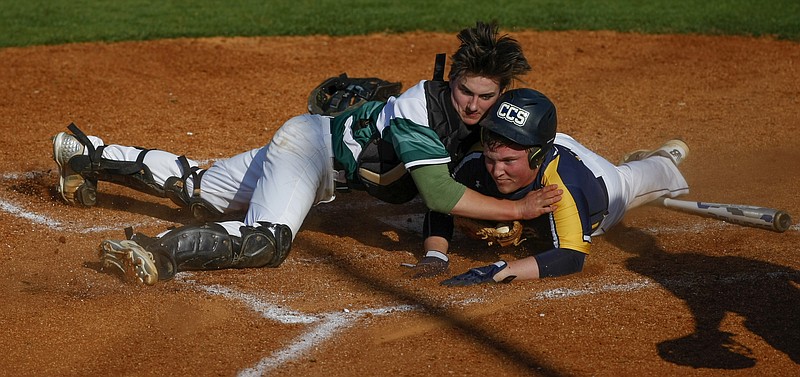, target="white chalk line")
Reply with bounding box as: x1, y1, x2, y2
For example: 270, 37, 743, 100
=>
534, 270, 799, 300
193, 281, 319, 324
2, 171, 48, 180
238, 305, 415, 377
0, 198, 63, 229
0, 197, 164, 233
0, 171, 170, 233
535, 279, 655, 299
176, 275, 414, 376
